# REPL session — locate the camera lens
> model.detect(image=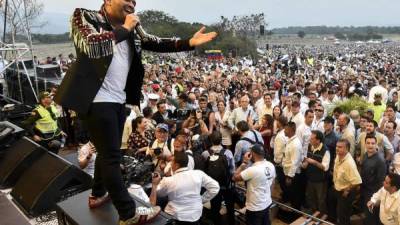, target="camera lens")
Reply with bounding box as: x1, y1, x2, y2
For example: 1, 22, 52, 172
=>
154, 148, 162, 155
